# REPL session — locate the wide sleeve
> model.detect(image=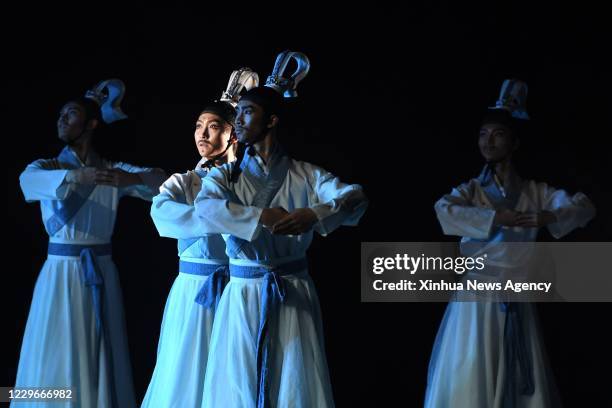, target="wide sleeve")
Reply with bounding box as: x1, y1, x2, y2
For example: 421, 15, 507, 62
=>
193, 167, 263, 241
305, 164, 368, 236
113, 161, 167, 201
151, 172, 209, 239
434, 180, 496, 239
19, 159, 72, 202
538, 183, 596, 238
